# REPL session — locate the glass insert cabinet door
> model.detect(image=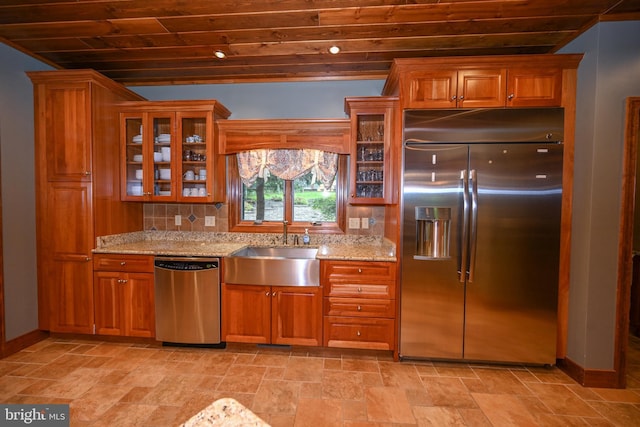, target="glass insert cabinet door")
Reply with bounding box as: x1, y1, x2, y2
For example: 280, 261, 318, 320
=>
152, 114, 174, 199
123, 115, 145, 198
178, 112, 212, 200
354, 113, 385, 200
121, 112, 176, 200
345, 96, 396, 205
